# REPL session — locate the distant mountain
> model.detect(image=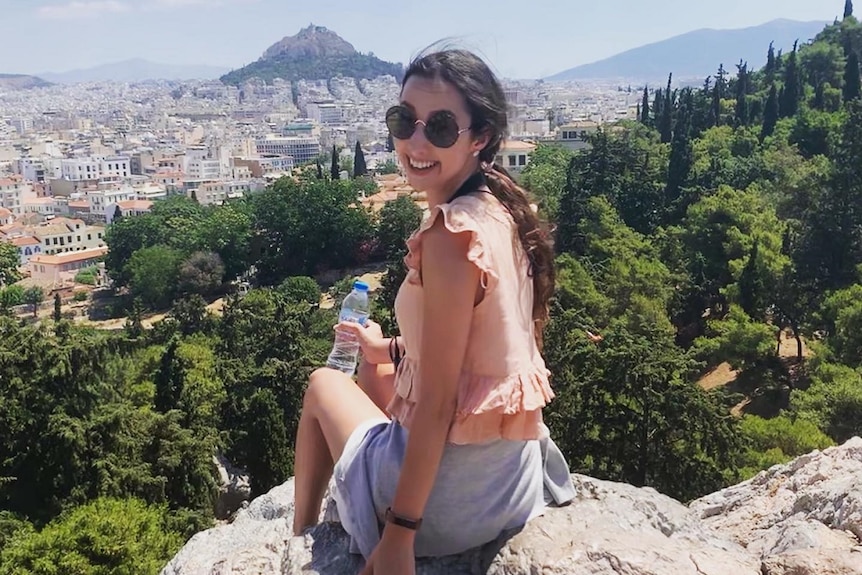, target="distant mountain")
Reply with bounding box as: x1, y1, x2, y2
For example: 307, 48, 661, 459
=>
0, 74, 51, 90
547, 19, 830, 82
220, 24, 403, 85
40, 59, 230, 84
